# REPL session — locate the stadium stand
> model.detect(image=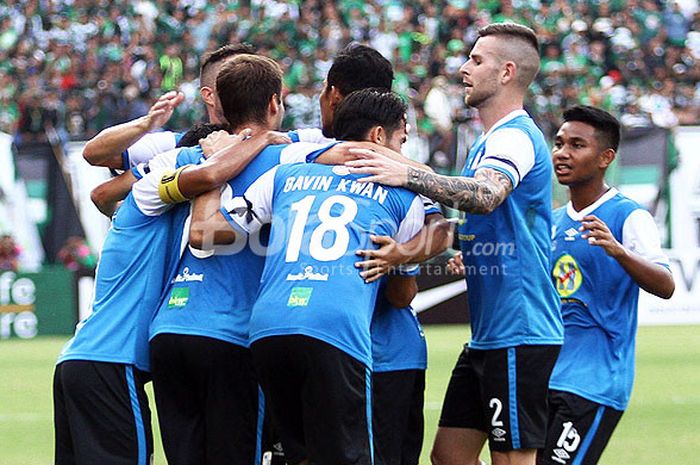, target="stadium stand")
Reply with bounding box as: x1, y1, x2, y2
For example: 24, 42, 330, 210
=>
0, 0, 698, 146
